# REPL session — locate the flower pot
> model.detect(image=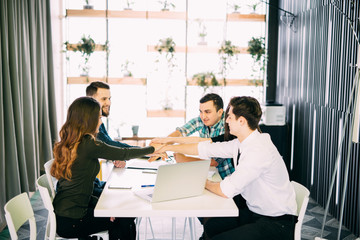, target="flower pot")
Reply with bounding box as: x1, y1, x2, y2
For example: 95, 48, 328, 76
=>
83, 5, 94, 9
